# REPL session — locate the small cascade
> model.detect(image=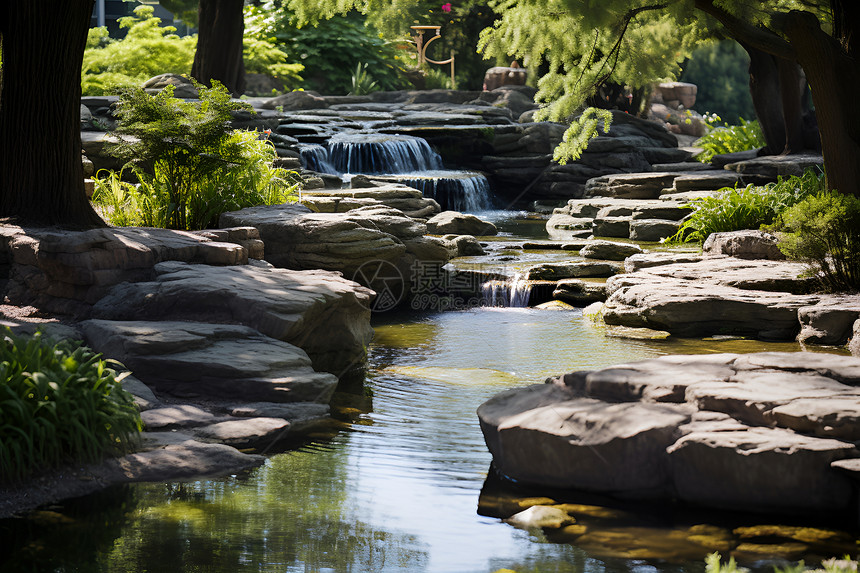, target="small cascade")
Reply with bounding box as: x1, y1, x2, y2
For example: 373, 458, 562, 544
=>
297, 143, 338, 175
481, 274, 533, 307
327, 133, 444, 174
389, 171, 494, 212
